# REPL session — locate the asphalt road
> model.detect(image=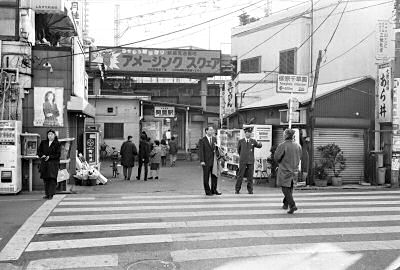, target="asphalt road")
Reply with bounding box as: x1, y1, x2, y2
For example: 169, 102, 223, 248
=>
0, 161, 399, 270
